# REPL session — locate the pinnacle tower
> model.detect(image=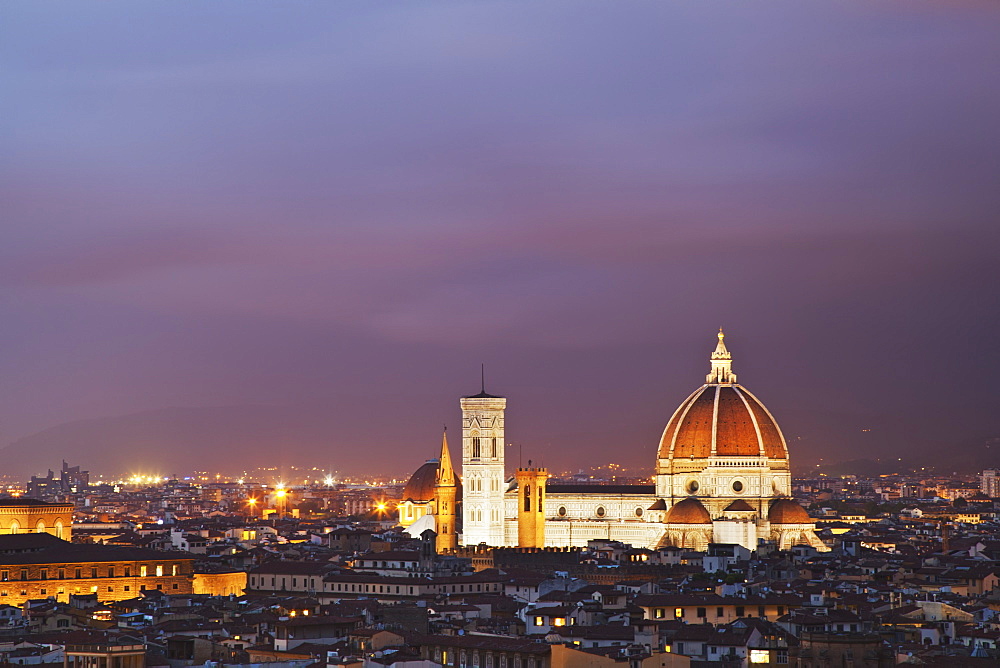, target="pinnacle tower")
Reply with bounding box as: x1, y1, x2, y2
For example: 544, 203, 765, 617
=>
433, 428, 458, 552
